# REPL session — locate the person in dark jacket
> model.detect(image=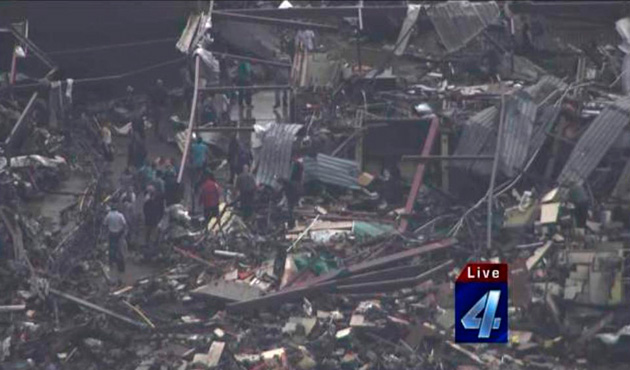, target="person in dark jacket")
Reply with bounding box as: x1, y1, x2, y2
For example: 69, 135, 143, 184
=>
128, 135, 147, 169
235, 164, 257, 220
229, 136, 251, 184
149, 79, 169, 140
143, 185, 165, 246
279, 178, 300, 229
131, 113, 145, 140
236, 61, 253, 108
